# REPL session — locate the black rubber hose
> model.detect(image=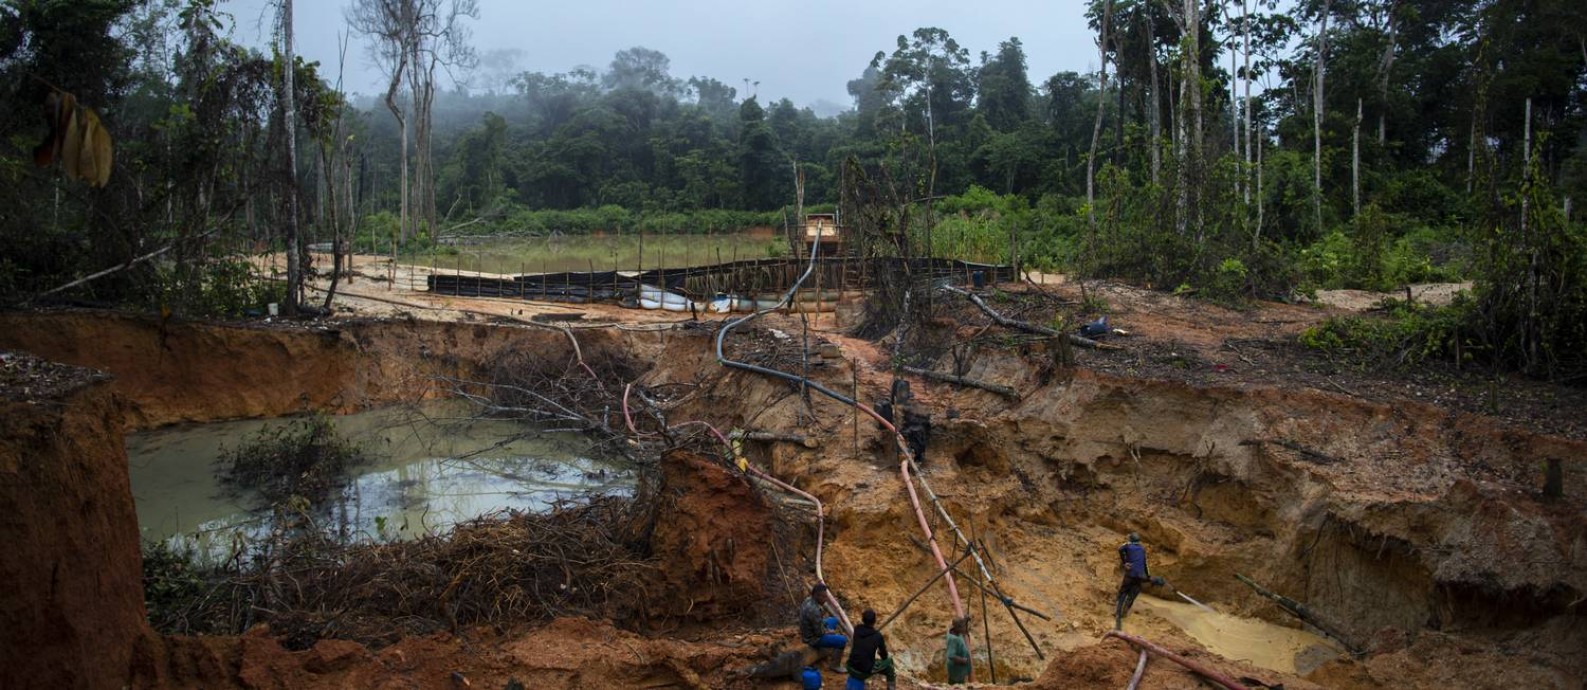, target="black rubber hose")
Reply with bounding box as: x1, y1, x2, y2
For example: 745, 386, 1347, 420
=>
712, 236, 861, 407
